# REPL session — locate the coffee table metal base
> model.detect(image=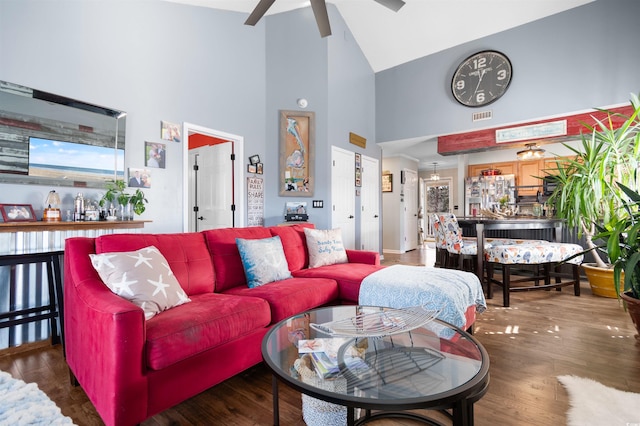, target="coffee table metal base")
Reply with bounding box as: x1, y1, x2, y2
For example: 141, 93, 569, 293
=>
271, 374, 489, 426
